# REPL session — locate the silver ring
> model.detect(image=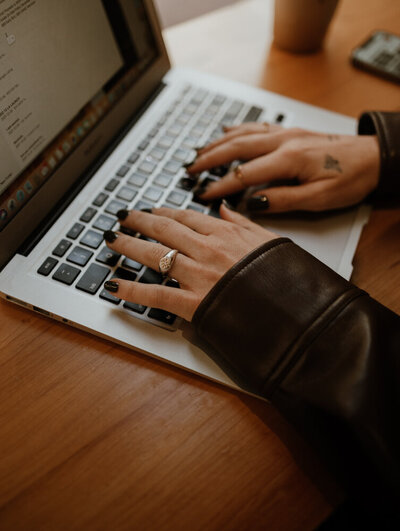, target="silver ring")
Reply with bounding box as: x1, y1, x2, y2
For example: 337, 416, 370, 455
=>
159, 249, 178, 278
